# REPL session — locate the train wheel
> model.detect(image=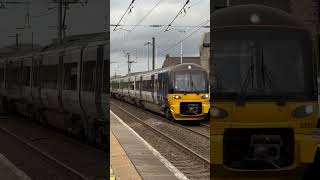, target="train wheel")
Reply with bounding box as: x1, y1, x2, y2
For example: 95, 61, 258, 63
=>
97, 126, 107, 150
165, 109, 173, 121
1, 97, 8, 112
38, 111, 48, 127
8, 100, 16, 114
83, 118, 96, 145
303, 151, 320, 179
